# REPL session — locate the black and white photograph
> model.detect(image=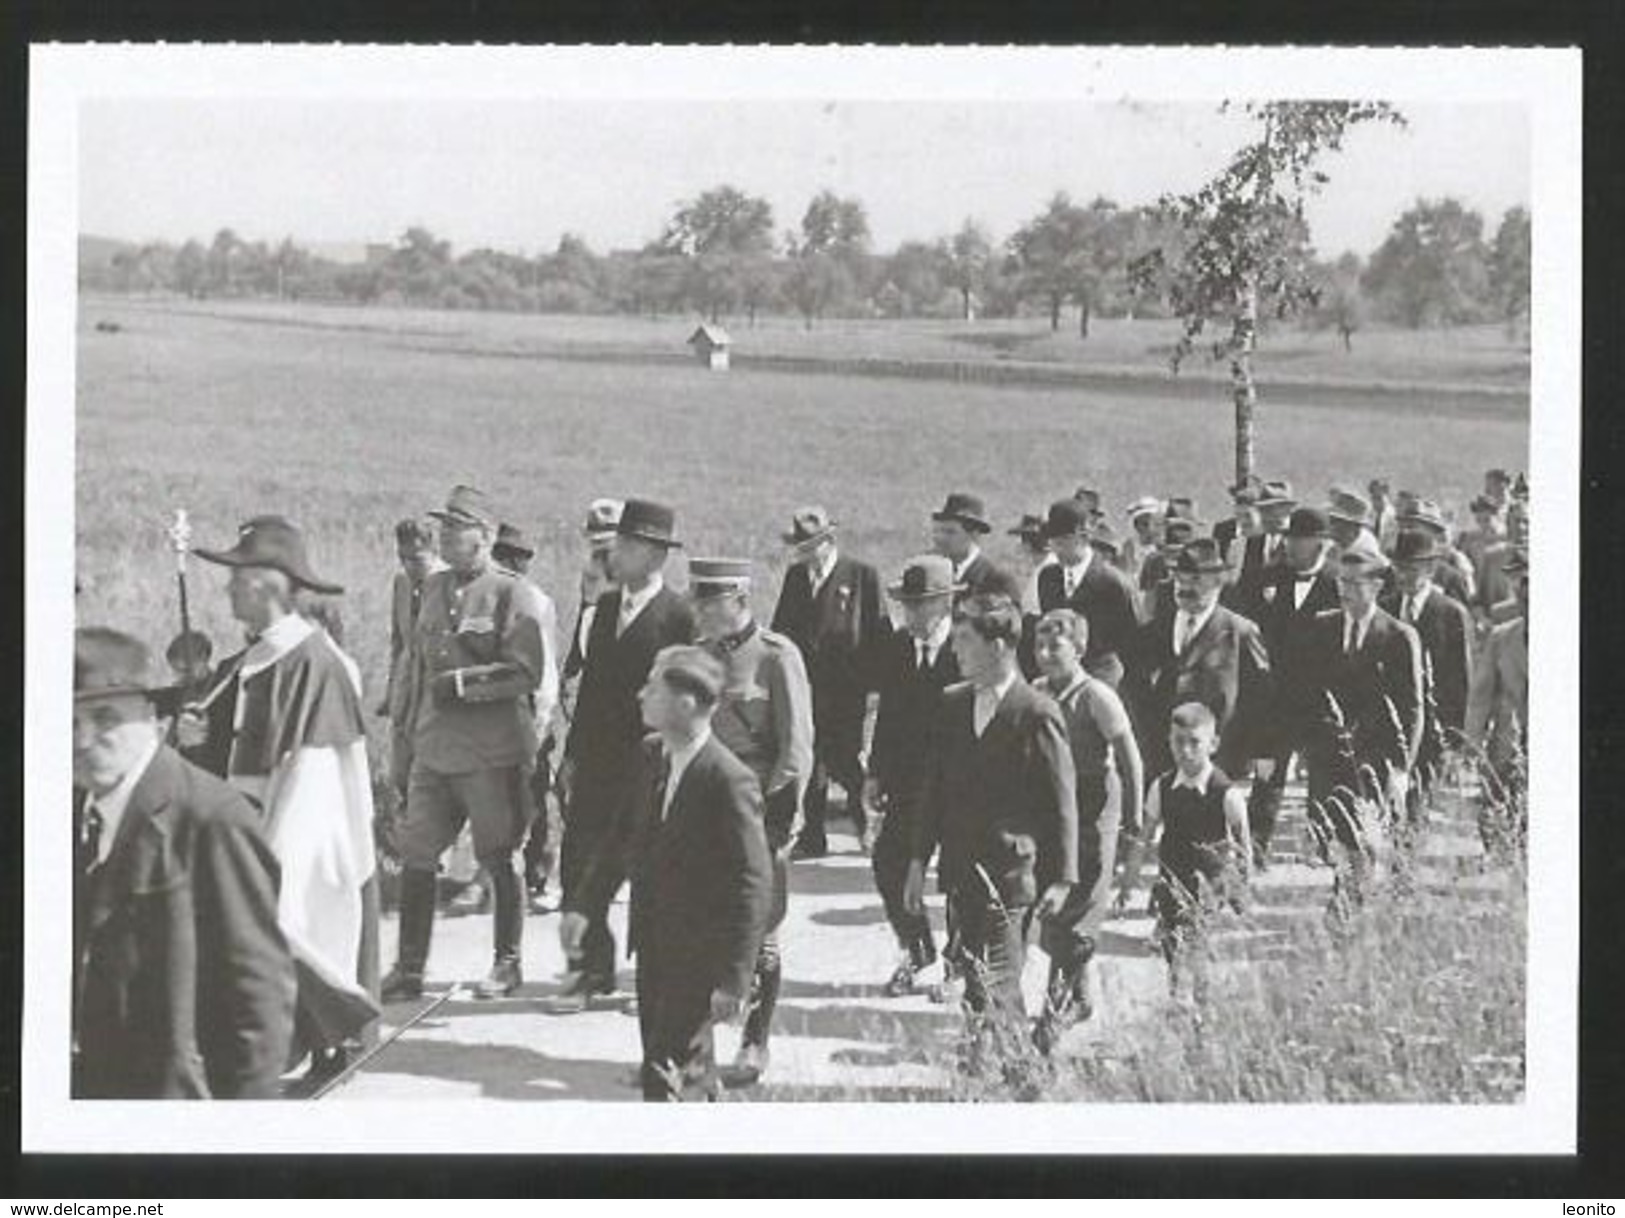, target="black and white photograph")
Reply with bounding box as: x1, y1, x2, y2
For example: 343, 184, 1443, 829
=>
24, 44, 1580, 1154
